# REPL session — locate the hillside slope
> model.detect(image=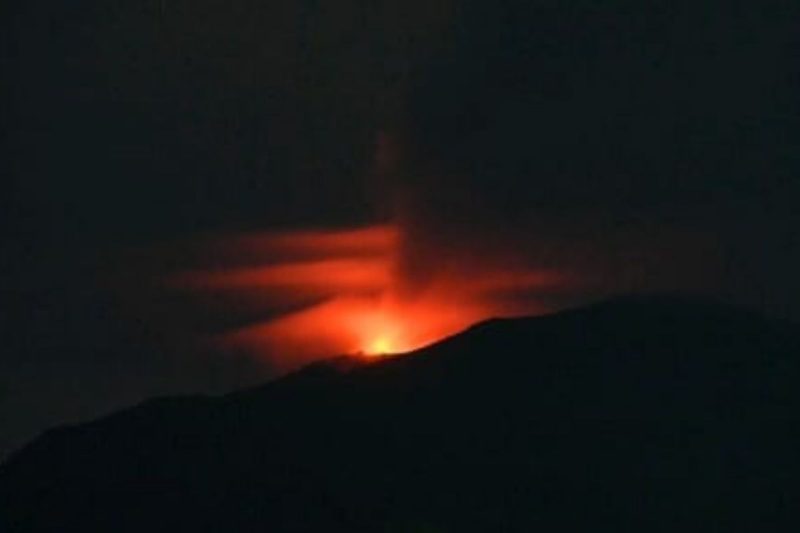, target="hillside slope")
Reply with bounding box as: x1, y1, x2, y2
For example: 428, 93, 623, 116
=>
1, 296, 798, 531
